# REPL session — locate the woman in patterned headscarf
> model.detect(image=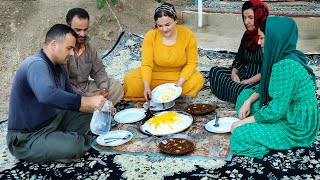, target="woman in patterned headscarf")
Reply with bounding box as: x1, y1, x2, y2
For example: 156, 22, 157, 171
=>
123, 3, 204, 101
230, 16, 319, 158
209, 0, 269, 103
